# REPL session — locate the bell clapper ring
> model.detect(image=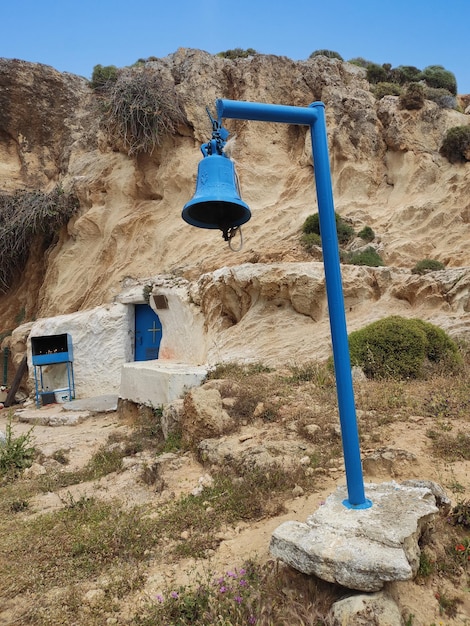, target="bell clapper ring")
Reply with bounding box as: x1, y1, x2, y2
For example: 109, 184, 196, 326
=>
224, 226, 244, 252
